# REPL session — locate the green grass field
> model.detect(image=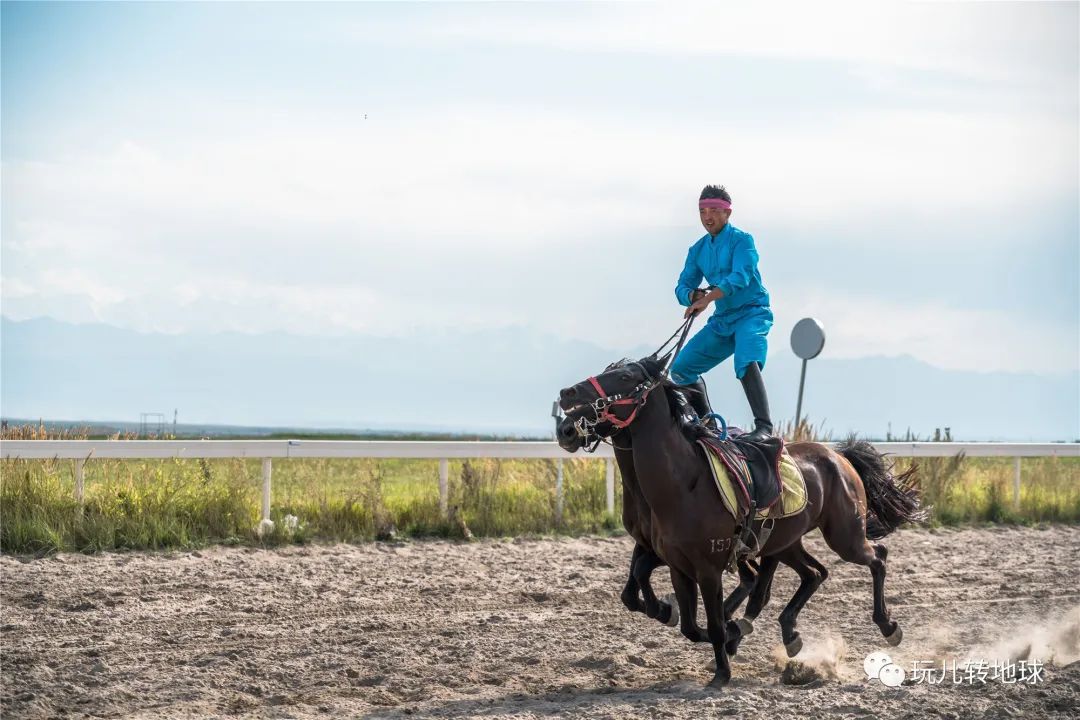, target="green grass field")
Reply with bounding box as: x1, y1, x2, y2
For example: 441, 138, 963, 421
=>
1, 424, 1077, 553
